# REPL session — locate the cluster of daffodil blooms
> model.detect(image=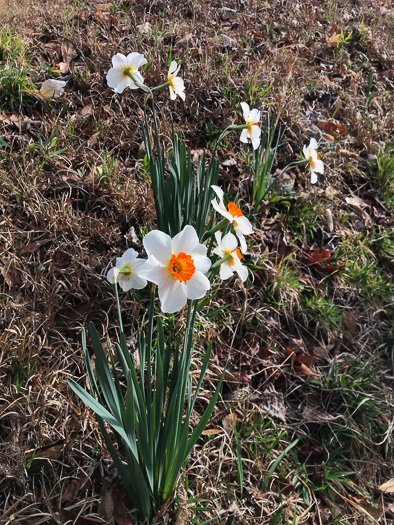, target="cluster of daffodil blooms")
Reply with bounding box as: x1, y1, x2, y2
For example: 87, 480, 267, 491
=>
104, 51, 324, 313
68, 50, 325, 522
